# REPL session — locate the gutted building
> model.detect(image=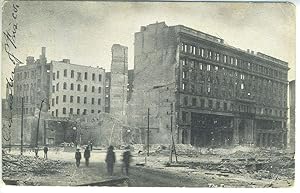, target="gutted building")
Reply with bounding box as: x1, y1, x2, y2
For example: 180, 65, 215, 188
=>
11, 47, 50, 145
109, 44, 128, 123
49, 60, 106, 118
129, 22, 289, 148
